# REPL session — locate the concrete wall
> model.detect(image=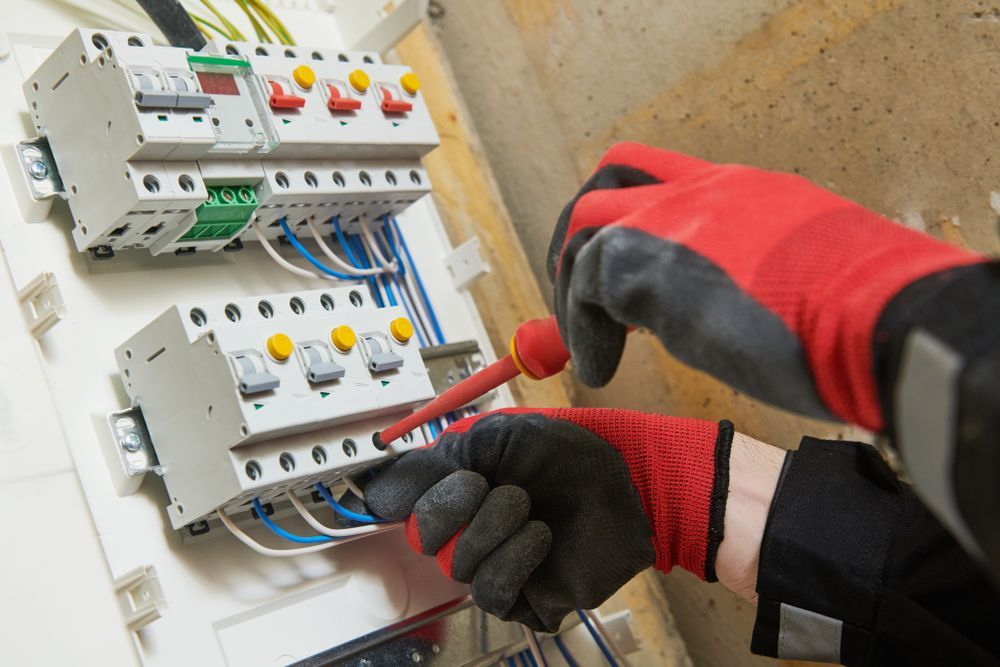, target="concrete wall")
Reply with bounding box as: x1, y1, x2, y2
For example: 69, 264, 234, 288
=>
427, 1, 998, 664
